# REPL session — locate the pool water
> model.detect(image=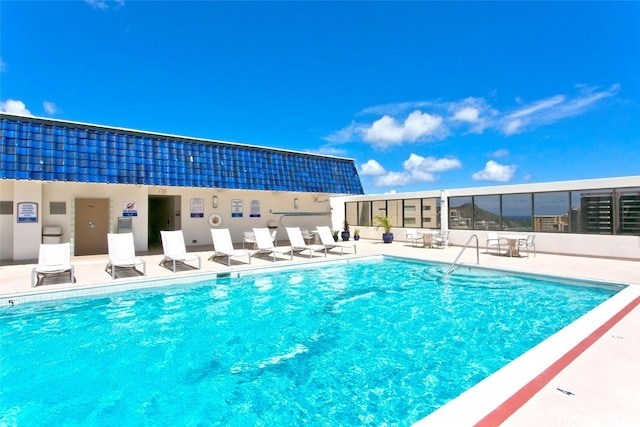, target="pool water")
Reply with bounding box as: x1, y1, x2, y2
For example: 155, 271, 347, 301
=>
0, 258, 620, 426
